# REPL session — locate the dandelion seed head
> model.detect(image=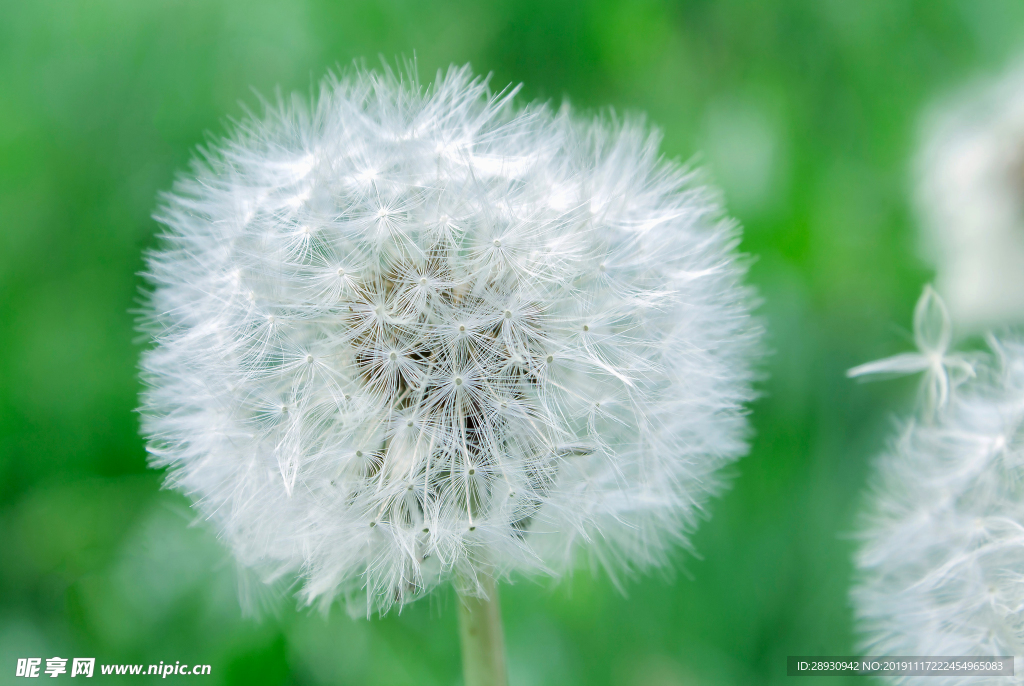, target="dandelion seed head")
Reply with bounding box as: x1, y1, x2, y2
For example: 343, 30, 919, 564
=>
853, 333, 1024, 684
138, 65, 760, 615
916, 59, 1024, 330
